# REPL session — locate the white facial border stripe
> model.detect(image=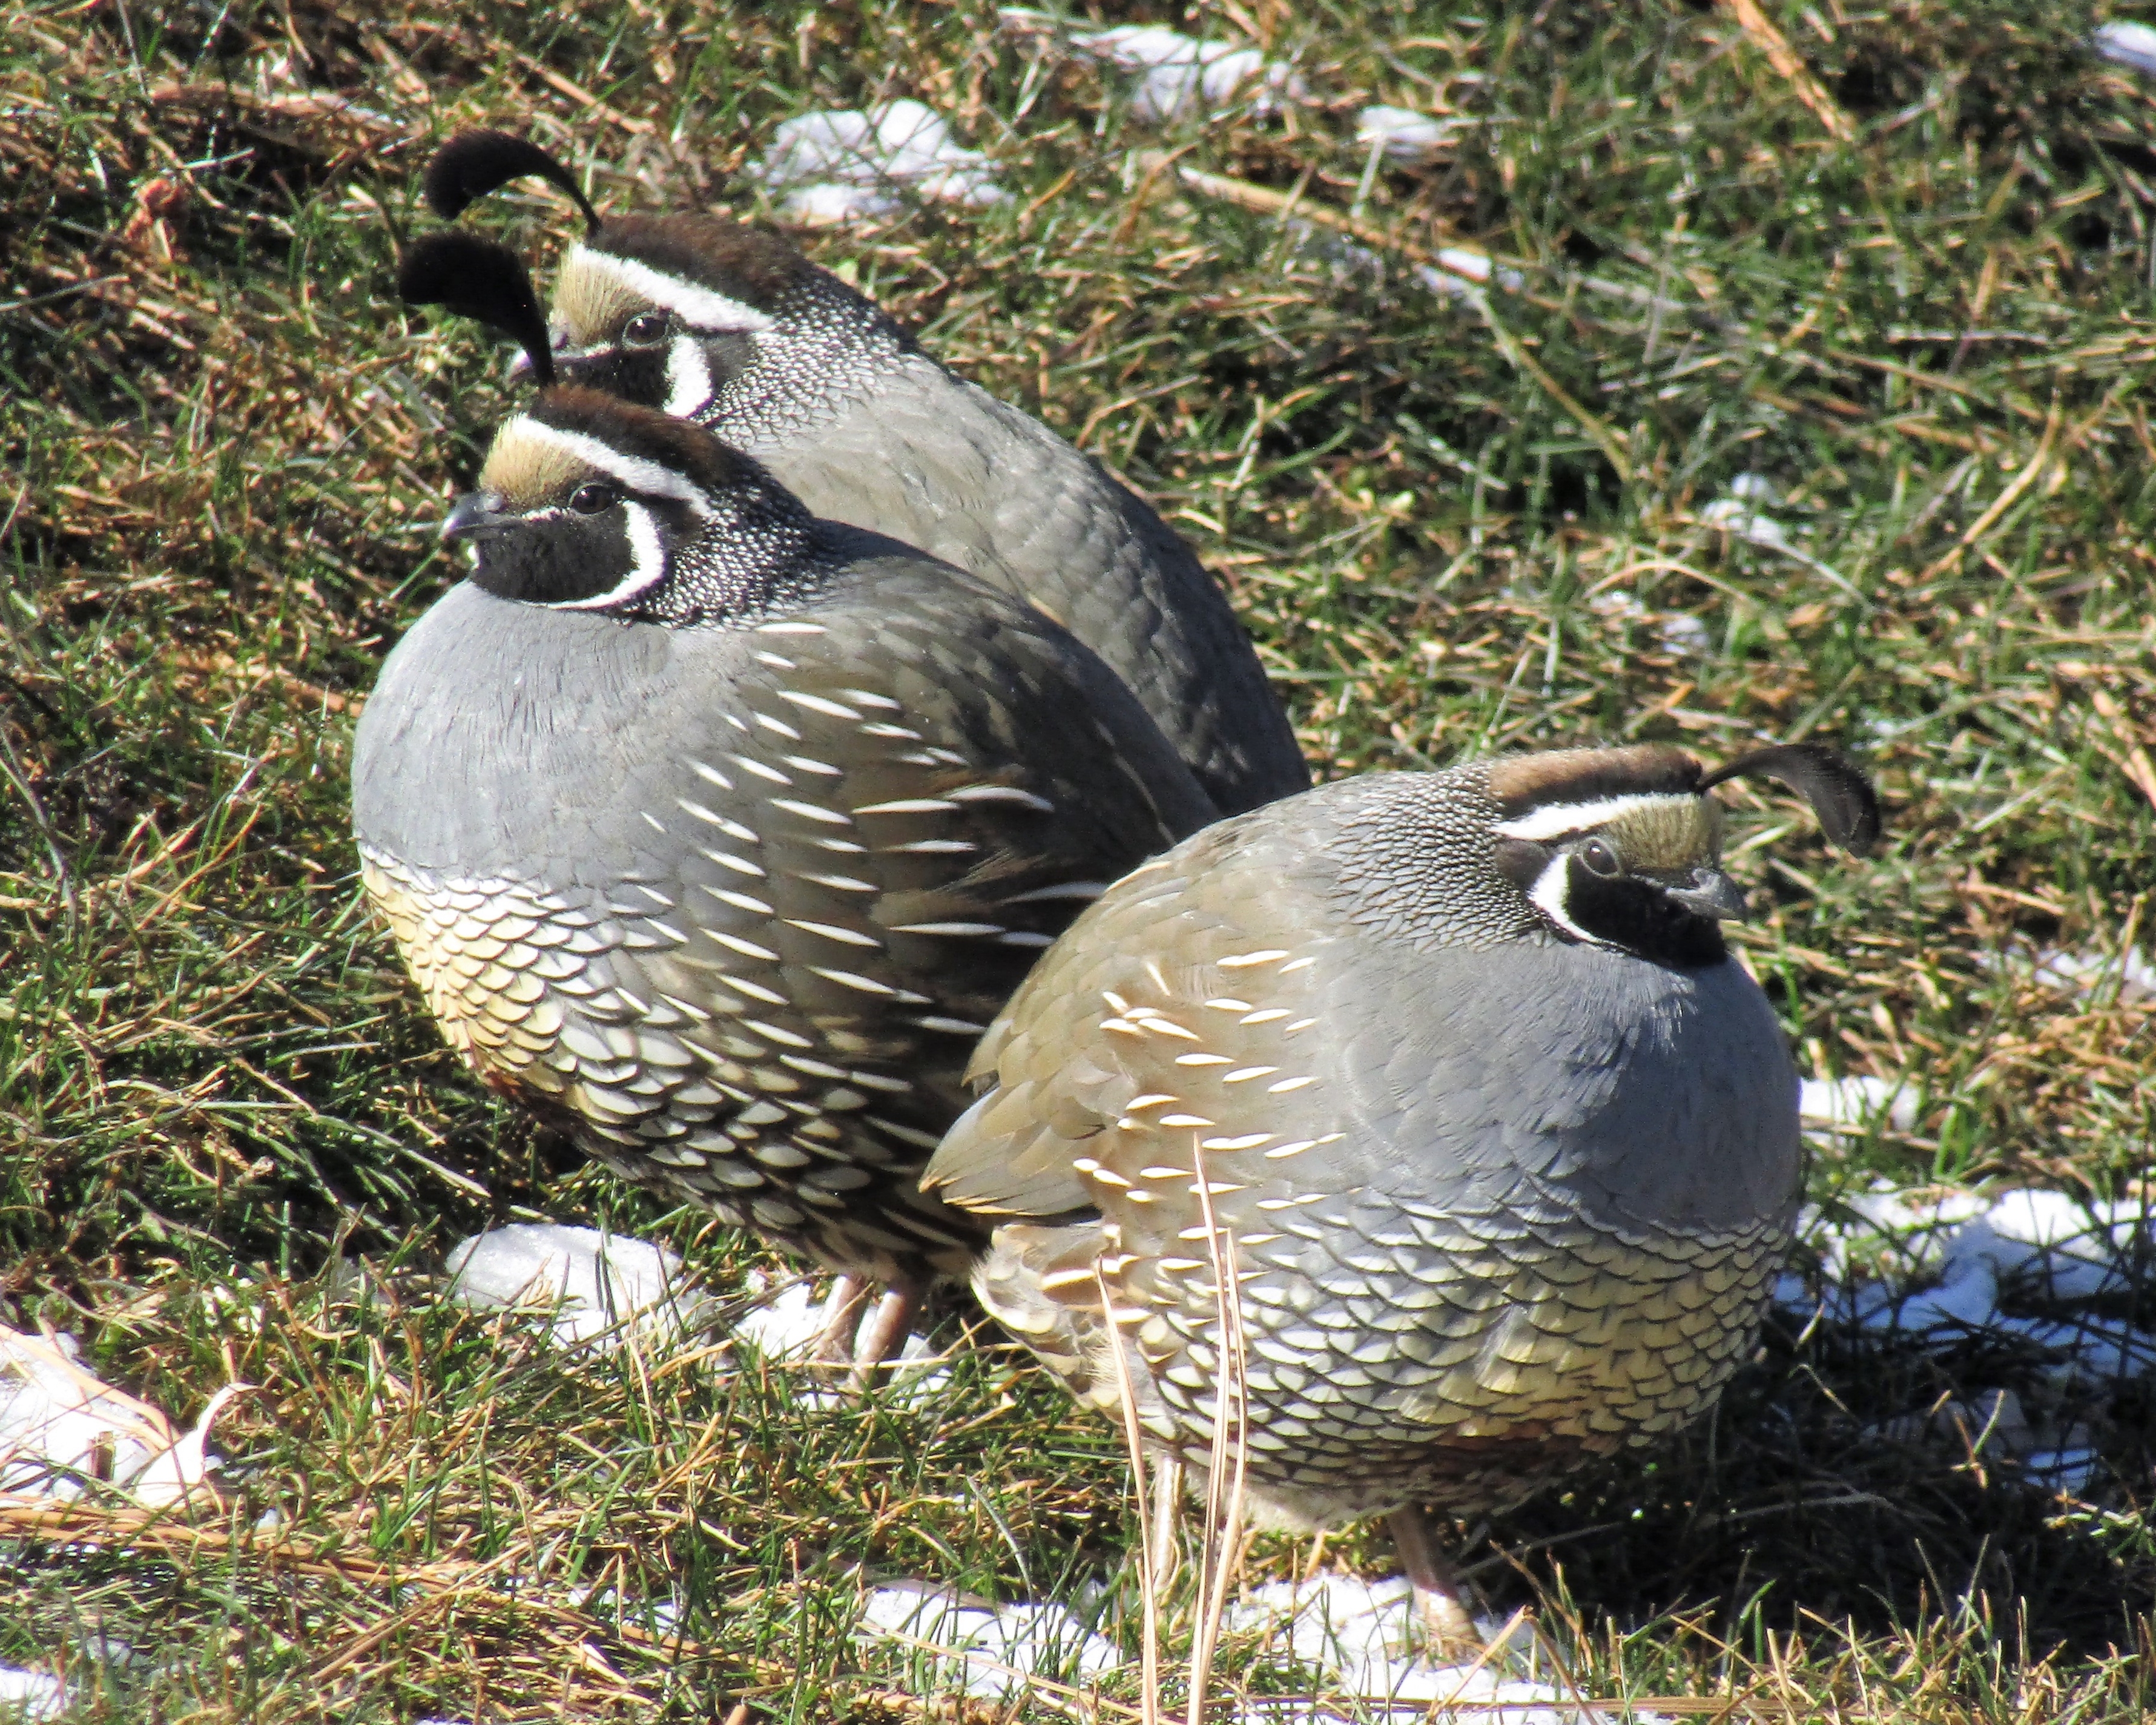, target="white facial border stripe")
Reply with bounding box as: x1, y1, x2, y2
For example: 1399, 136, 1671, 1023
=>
570, 245, 776, 334
511, 418, 713, 516
664, 337, 714, 417
1495, 791, 1695, 843
553, 499, 668, 611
